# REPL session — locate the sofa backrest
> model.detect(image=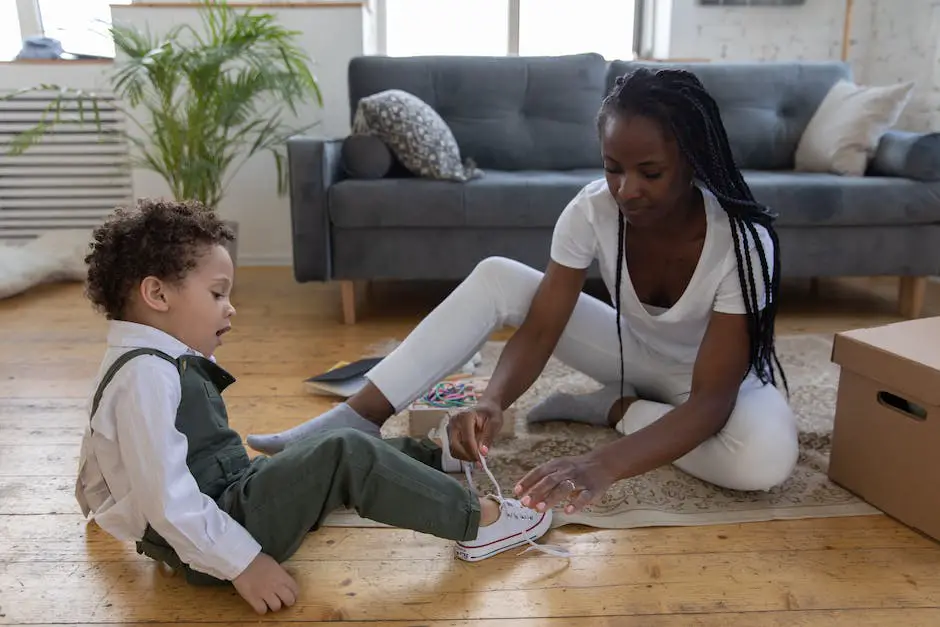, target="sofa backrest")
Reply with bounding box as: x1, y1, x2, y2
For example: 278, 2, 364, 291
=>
347, 53, 608, 171
606, 60, 852, 170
